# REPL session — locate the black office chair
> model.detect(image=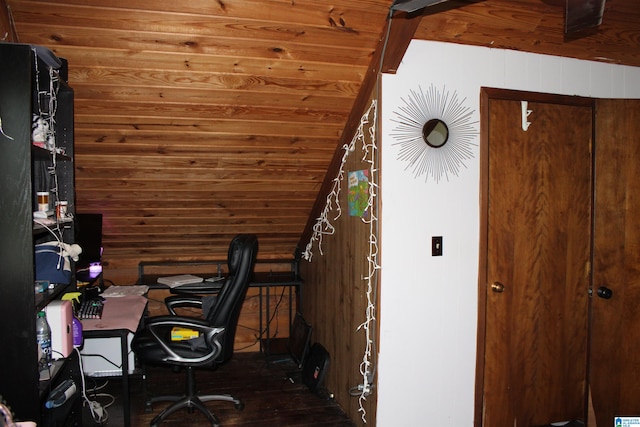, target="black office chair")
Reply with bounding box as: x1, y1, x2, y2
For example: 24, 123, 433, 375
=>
132, 234, 258, 427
